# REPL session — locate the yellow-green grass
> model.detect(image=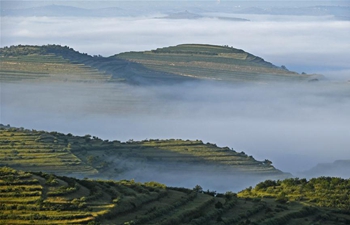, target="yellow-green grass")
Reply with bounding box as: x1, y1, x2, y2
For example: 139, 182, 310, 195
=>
1, 44, 317, 85
1, 167, 349, 225
0, 129, 98, 175
0, 54, 111, 82
0, 127, 282, 178
238, 177, 350, 210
